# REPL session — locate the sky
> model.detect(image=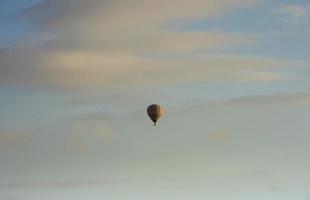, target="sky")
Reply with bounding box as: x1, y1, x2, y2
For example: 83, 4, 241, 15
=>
0, 0, 310, 199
